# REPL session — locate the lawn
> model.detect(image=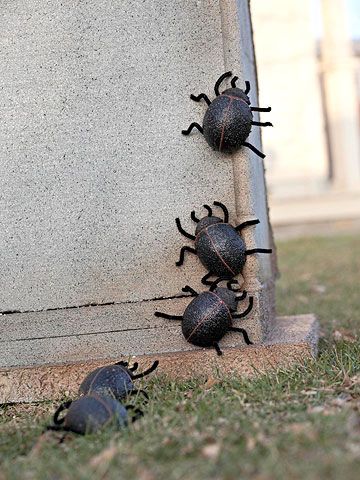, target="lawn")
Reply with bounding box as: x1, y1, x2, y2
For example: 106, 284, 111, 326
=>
0, 234, 359, 480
